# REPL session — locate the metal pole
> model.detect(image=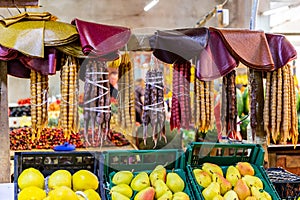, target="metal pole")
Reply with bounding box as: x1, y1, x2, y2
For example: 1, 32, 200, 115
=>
250, 0, 259, 30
